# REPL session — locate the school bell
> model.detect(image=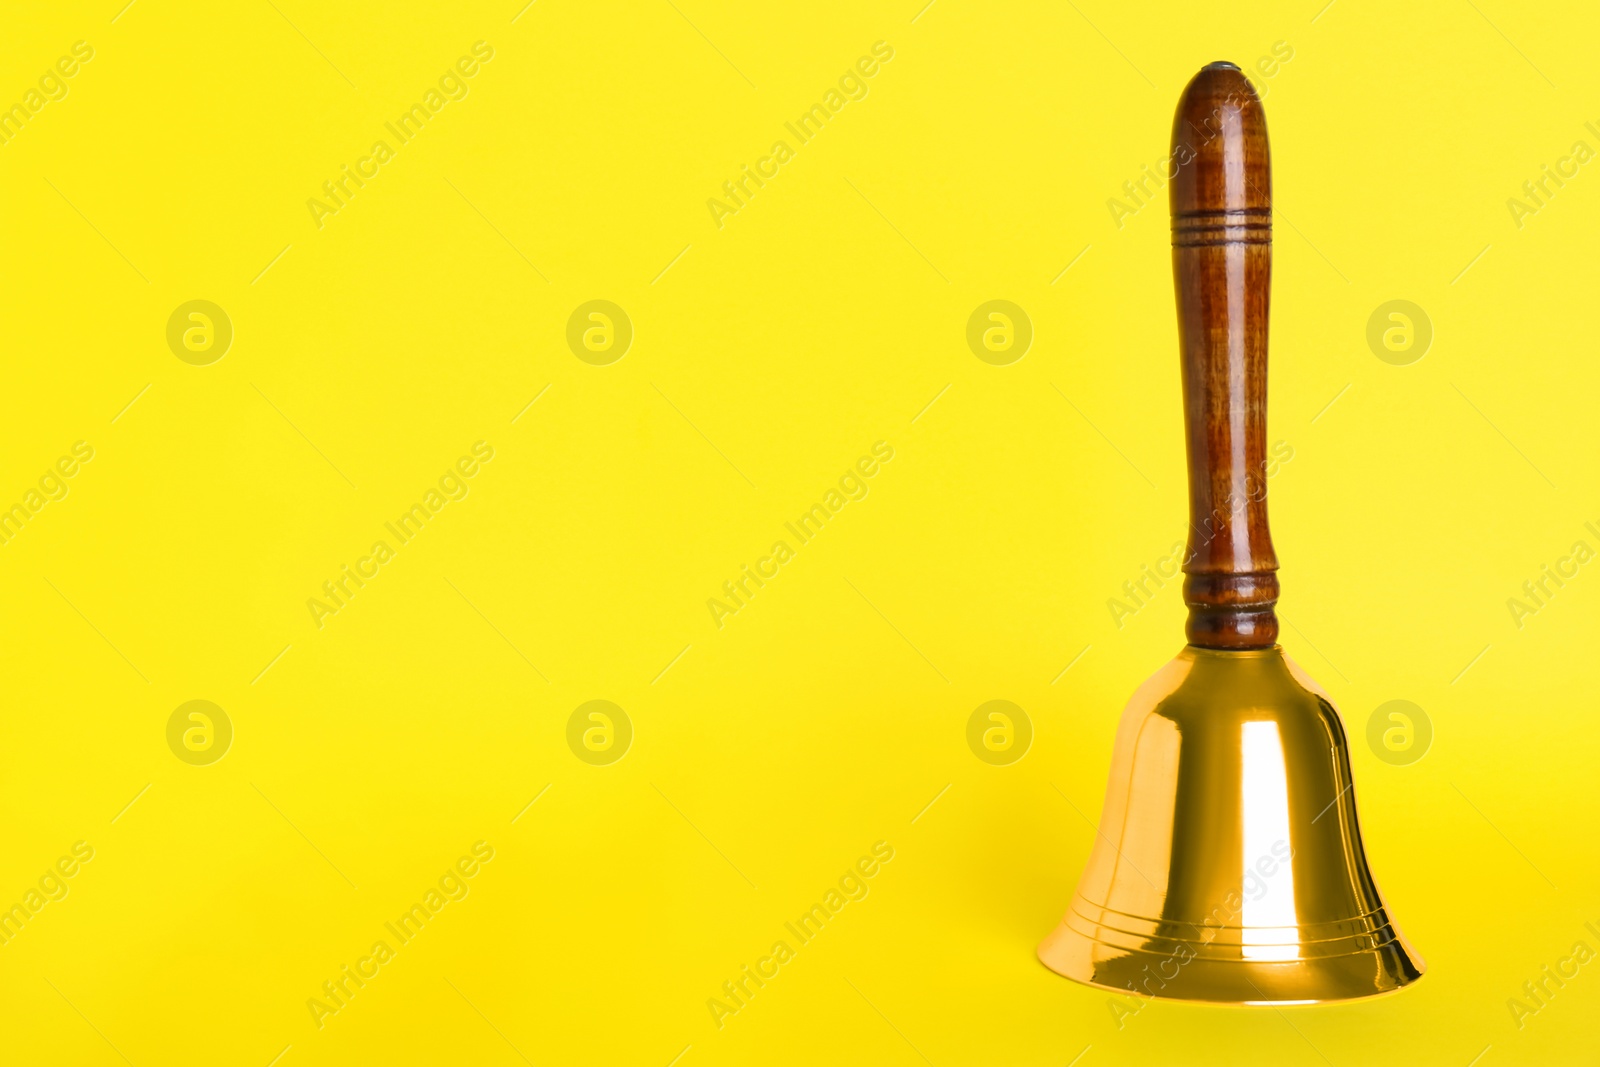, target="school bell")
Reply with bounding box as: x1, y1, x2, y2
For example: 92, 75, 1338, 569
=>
1036, 63, 1424, 1003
